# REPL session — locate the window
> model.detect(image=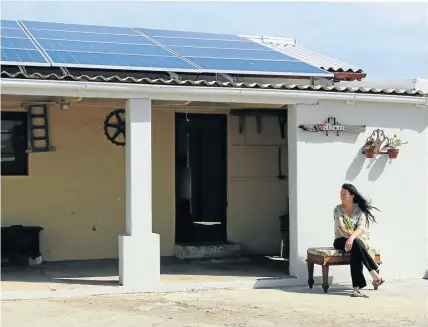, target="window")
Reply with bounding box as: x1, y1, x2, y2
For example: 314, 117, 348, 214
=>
1, 112, 28, 176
